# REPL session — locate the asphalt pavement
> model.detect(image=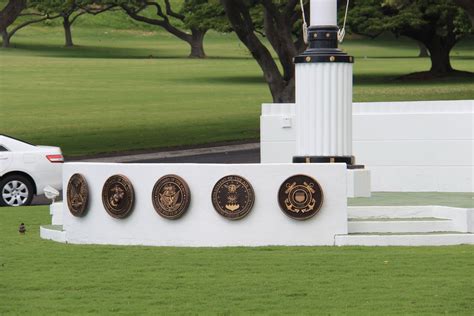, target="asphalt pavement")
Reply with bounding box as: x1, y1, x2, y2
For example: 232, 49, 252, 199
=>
76, 142, 260, 164
131, 148, 260, 164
